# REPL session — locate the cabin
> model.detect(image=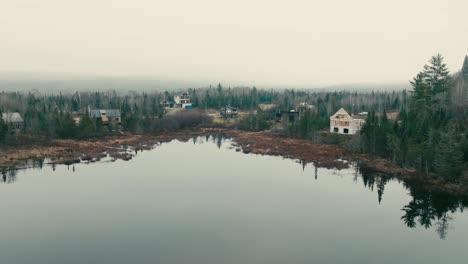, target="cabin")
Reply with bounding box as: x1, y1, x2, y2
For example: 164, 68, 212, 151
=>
2, 112, 24, 133
220, 106, 238, 118
160, 100, 174, 109
386, 109, 399, 120
89, 109, 121, 125
174, 92, 192, 109
276, 110, 300, 123
72, 111, 83, 125
329, 108, 366, 135
258, 103, 277, 111
296, 102, 315, 111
